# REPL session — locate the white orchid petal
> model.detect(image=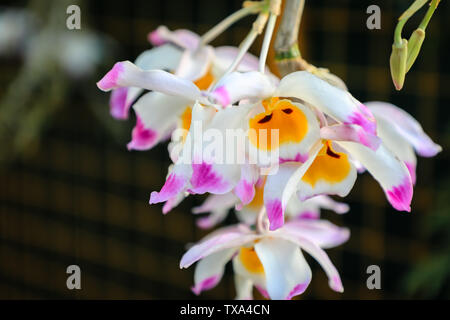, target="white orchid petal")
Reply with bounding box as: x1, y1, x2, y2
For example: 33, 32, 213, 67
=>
210, 71, 275, 106
192, 248, 235, 295
285, 195, 321, 220
320, 124, 381, 151
97, 61, 201, 101
366, 101, 442, 157
282, 219, 350, 249
234, 164, 259, 206
254, 237, 312, 300
372, 113, 418, 184
234, 274, 254, 300
134, 44, 183, 71
175, 46, 214, 82
122, 44, 183, 112
264, 163, 303, 231
337, 141, 413, 212
264, 143, 322, 231
180, 225, 258, 269
148, 26, 200, 50
277, 233, 344, 292
128, 91, 187, 151
149, 102, 216, 204
149, 162, 192, 205
276, 71, 376, 134
188, 104, 253, 195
